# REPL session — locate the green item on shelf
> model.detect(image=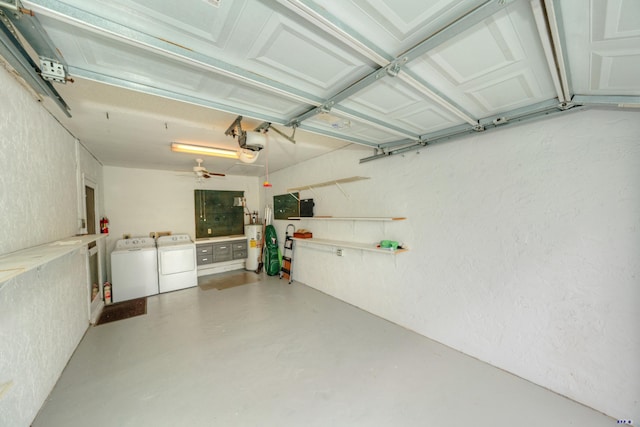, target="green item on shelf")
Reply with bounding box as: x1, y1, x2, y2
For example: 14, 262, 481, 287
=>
380, 240, 398, 250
